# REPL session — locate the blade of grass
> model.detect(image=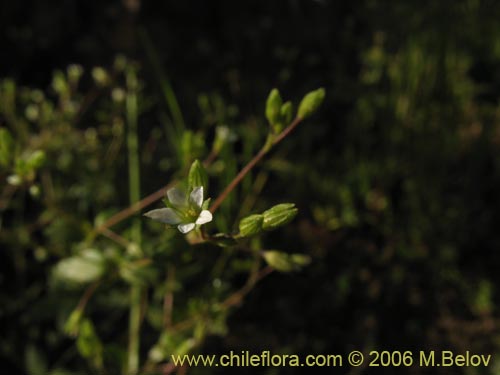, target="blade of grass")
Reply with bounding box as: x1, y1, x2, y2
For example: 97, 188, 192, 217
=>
138, 28, 185, 135
126, 66, 142, 375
